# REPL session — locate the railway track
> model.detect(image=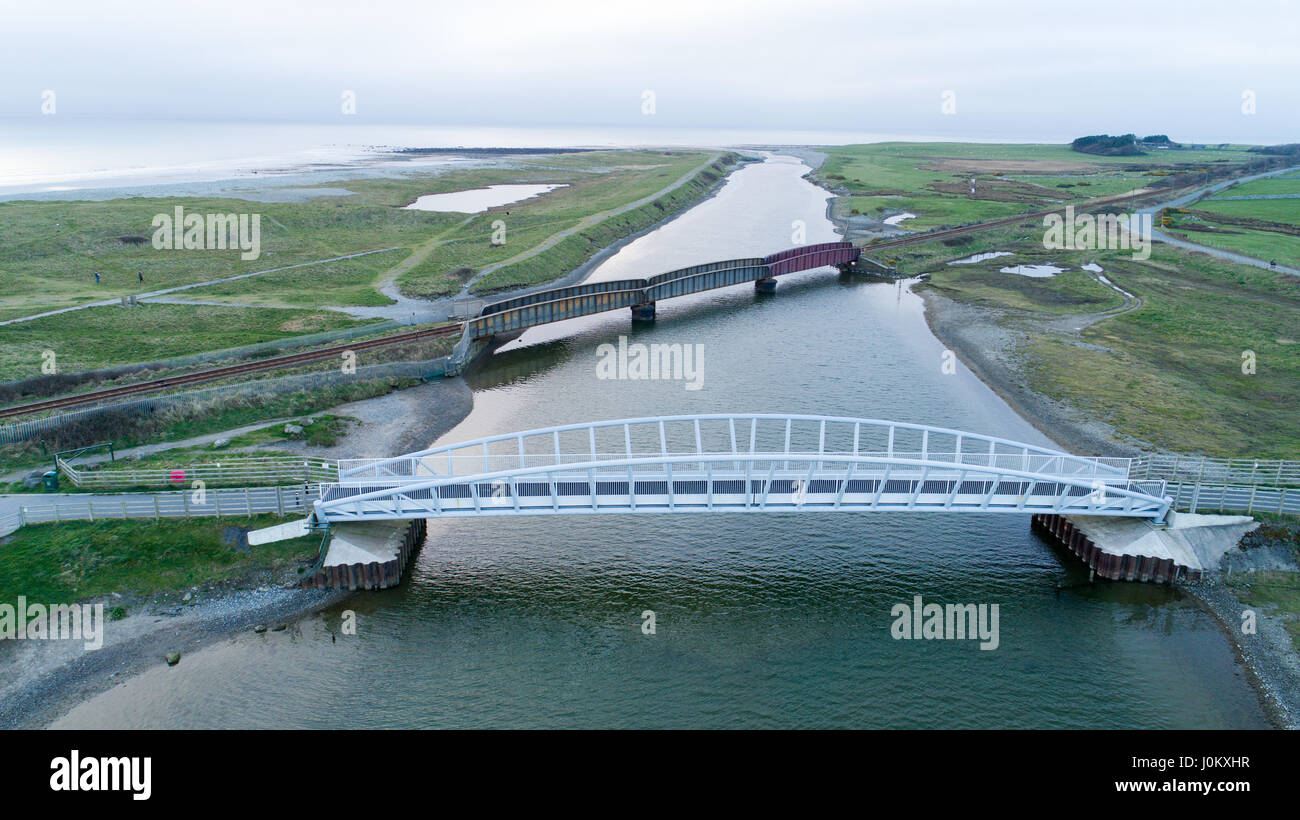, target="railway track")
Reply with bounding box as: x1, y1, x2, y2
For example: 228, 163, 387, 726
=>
0, 323, 463, 419
0, 184, 1188, 422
